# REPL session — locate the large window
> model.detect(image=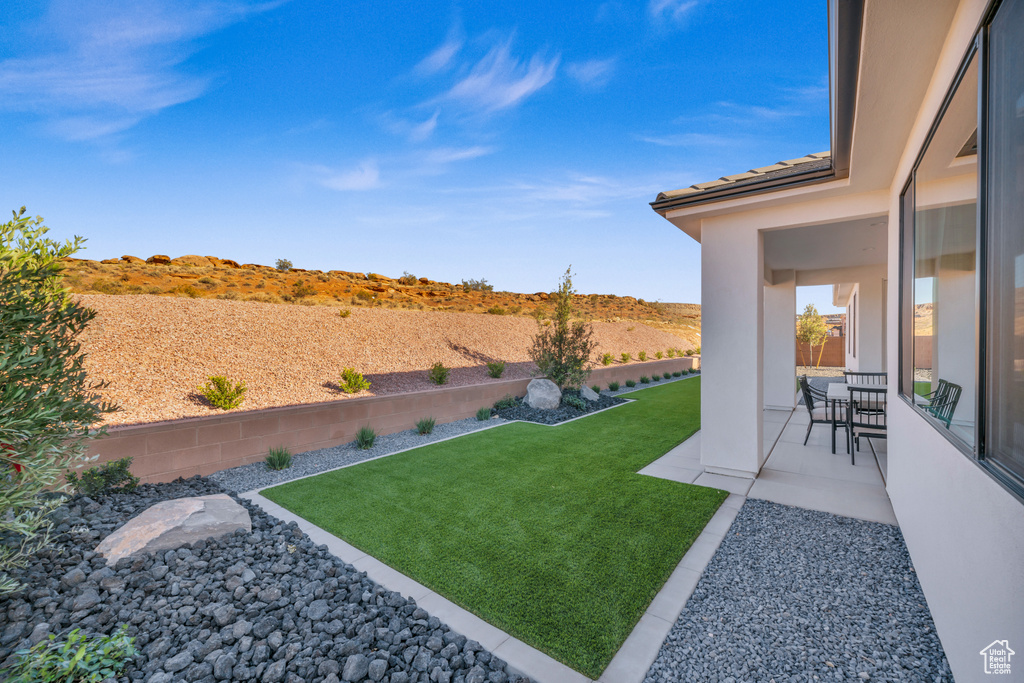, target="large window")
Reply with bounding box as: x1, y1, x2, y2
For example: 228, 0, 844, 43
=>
985, 0, 1024, 485
900, 0, 1024, 498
